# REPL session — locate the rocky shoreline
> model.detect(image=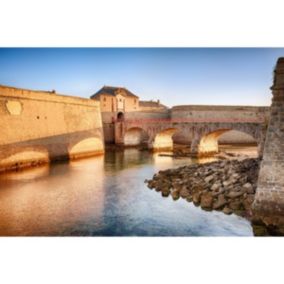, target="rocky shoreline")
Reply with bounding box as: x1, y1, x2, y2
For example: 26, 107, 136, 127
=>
145, 157, 260, 218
